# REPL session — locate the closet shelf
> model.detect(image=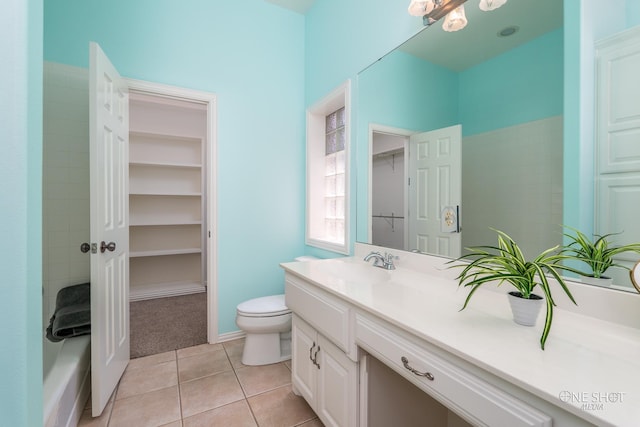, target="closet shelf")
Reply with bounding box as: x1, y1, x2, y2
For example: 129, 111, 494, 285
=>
130, 248, 202, 258
130, 220, 202, 227
129, 192, 202, 197
129, 161, 202, 169
129, 281, 206, 302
